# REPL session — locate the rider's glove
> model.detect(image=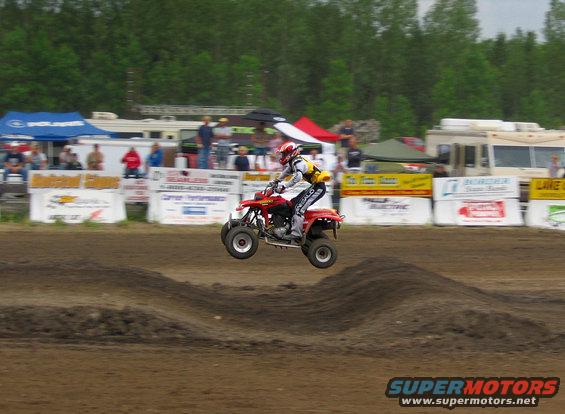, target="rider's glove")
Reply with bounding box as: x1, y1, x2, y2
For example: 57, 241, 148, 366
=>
275, 183, 286, 194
